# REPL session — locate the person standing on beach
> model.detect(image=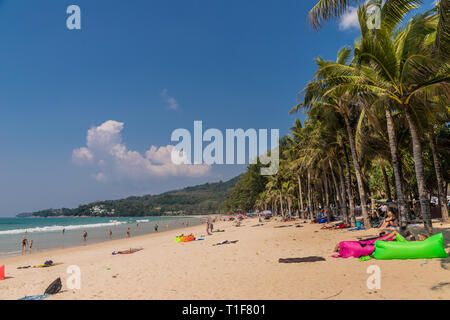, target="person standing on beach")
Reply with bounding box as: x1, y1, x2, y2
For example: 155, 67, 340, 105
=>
154, 224, 158, 232
109, 229, 113, 239
62, 228, 65, 235
126, 228, 131, 237
21, 236, 28, 255
206, 221, 212, 235
83, 231, 87, 242
29, 240, 33, 253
